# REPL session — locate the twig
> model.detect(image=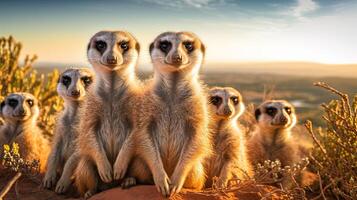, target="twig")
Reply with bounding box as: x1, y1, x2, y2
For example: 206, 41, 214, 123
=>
304, 121, 327, 155
0, 172, 22, 199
